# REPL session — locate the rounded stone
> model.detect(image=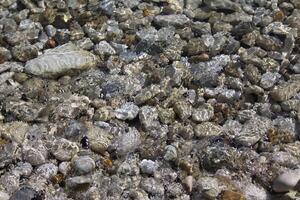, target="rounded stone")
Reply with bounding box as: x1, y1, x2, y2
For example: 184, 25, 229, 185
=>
36, 163, 58, 179
273, 169, 300, 193
73, 156, 95, 175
